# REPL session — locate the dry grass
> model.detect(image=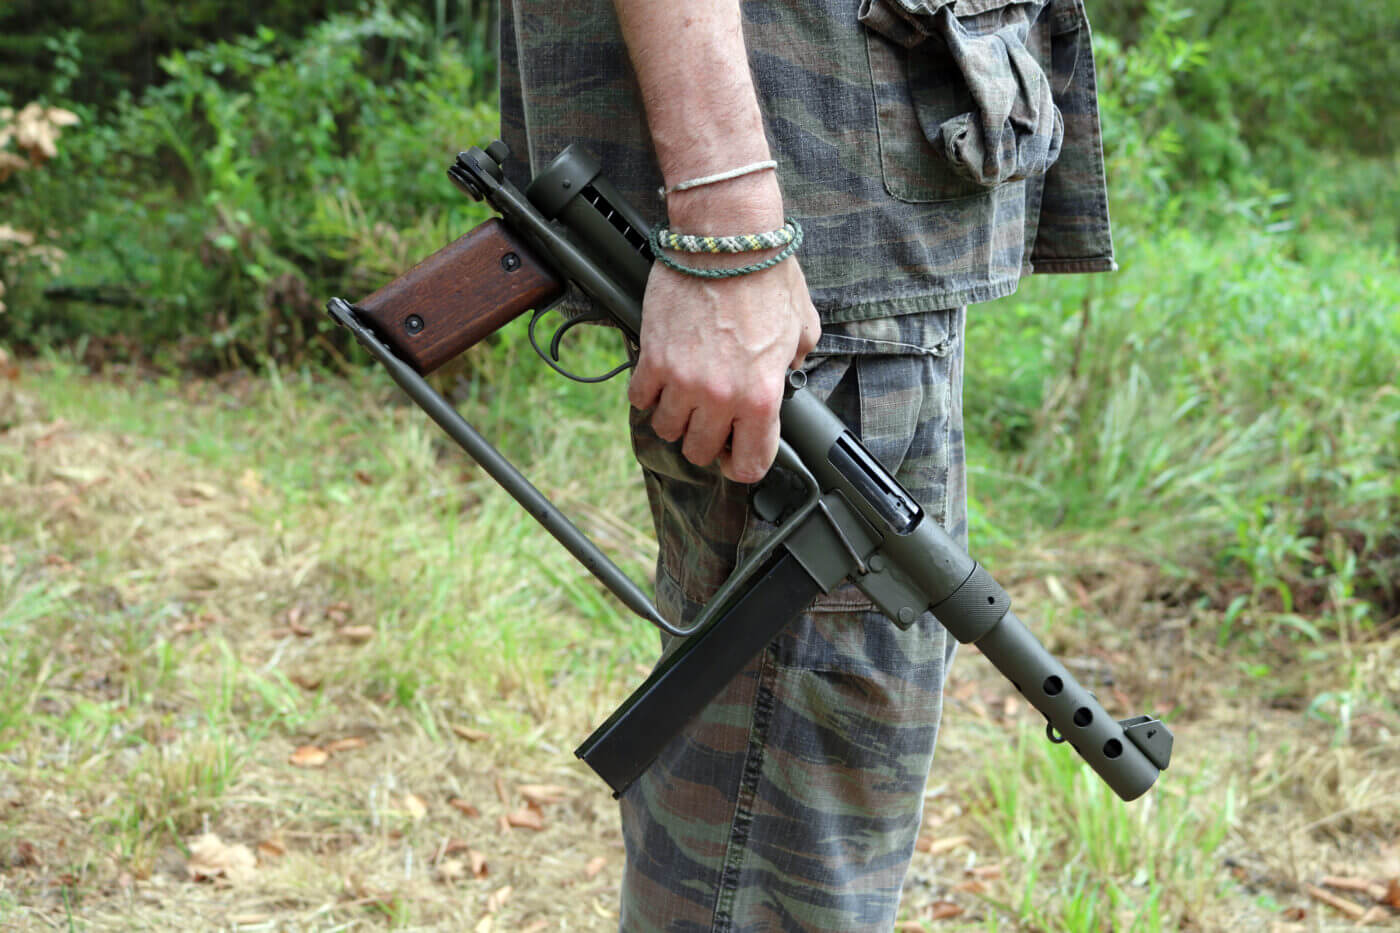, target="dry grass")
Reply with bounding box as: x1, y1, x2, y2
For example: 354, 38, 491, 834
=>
1, 362, 1397, 931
